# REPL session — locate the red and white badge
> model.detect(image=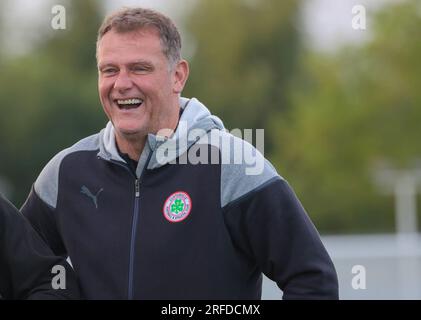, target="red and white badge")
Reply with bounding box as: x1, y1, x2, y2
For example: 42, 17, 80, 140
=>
163, 191, 192, 223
